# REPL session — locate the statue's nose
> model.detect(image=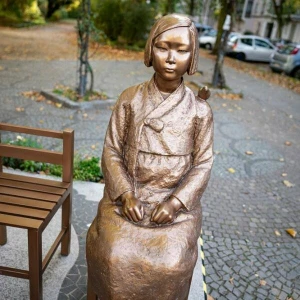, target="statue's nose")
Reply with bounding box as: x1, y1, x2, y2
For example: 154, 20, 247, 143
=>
166, 51, 176, 64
